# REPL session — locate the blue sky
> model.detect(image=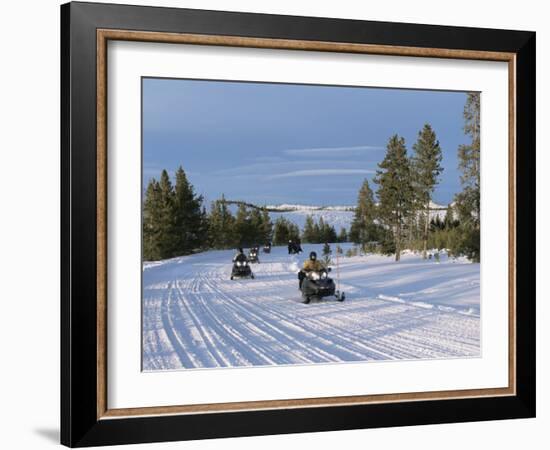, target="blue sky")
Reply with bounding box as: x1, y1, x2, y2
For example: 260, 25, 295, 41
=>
143, 78, 470, 206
